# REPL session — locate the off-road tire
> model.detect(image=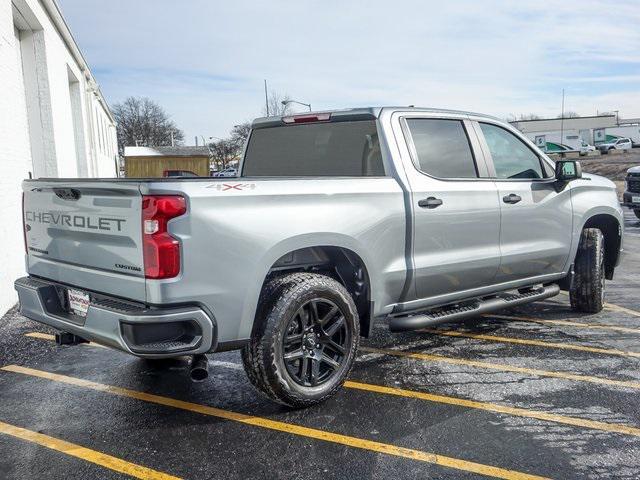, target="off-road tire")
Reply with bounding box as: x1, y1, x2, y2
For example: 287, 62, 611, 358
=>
241, 273, 360, 408
634, 209, 640, 220
570, 228, 605, 313
241, 272, 309, 389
